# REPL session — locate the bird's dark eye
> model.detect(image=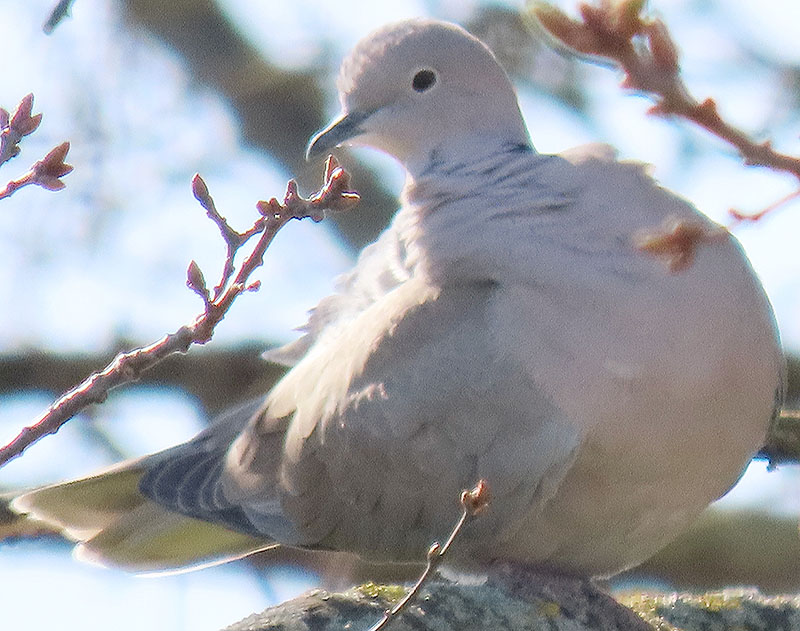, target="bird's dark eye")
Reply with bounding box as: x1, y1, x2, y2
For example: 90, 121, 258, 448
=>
412, 69, 437, 92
